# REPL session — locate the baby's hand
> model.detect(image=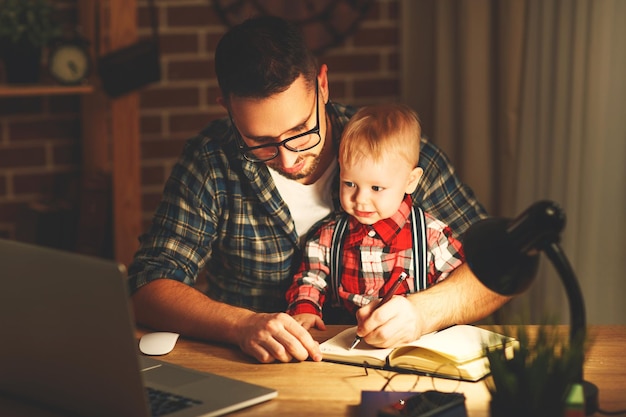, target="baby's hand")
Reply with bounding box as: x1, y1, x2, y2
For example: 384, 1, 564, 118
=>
293, 313, 327, 330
